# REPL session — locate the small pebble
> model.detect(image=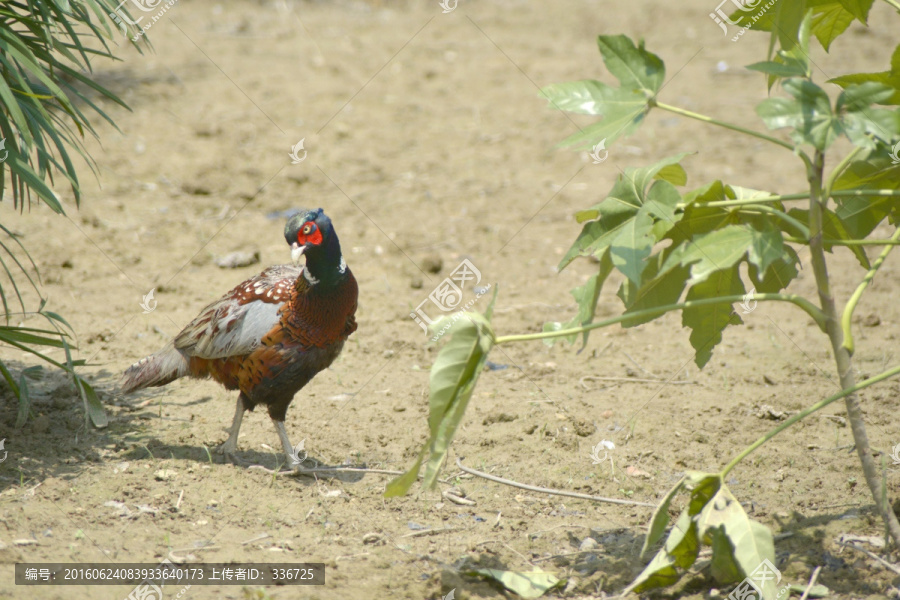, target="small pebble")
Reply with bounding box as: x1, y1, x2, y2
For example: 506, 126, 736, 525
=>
154, 469, 176, 481
579, 537, 598, 551
216, 250, 260, 269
